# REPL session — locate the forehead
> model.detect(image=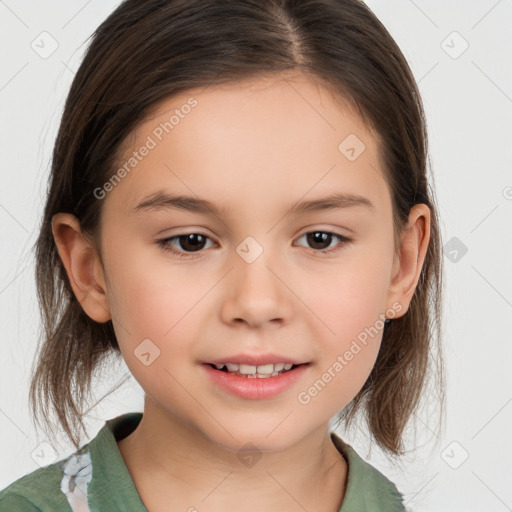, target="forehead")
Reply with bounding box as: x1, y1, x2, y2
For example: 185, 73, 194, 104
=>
108, 72, 388, 217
